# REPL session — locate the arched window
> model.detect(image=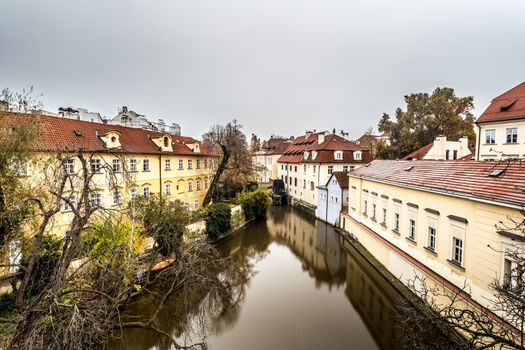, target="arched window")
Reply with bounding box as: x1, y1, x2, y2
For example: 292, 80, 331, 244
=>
188, 181, 193, 192
164, 136, 169, 147
196, 179, 201, 190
